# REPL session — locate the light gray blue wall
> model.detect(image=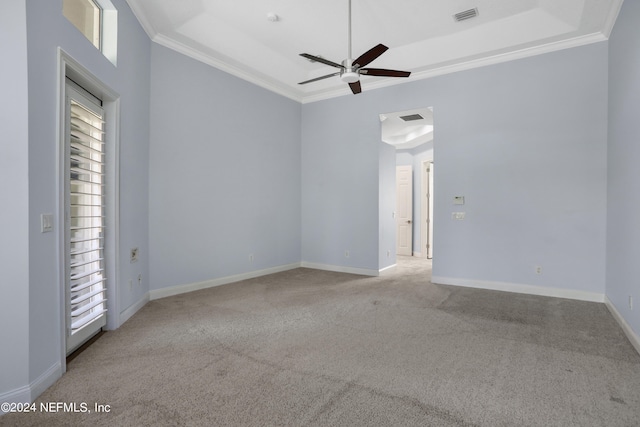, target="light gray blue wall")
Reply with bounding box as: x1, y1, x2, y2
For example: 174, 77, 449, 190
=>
379, 141, 396, 269
301, 94, 386, 271
396, 151, 413, 166
148, 44, 302, 291
0, 0, 30, 400
432, 48, 607, 292
303, 42, 608, 294
607, 0, 640, 337
18, 0, 150, 396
